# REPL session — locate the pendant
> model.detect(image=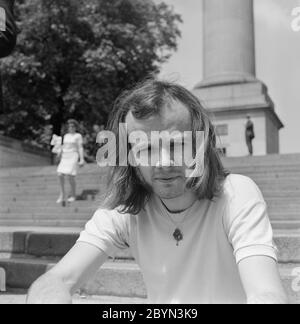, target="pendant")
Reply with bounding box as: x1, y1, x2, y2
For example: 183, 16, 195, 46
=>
173, 228, 183, 246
